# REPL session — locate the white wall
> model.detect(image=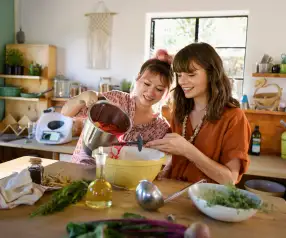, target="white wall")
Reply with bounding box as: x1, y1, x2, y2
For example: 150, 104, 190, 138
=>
15, 0, 286, 100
